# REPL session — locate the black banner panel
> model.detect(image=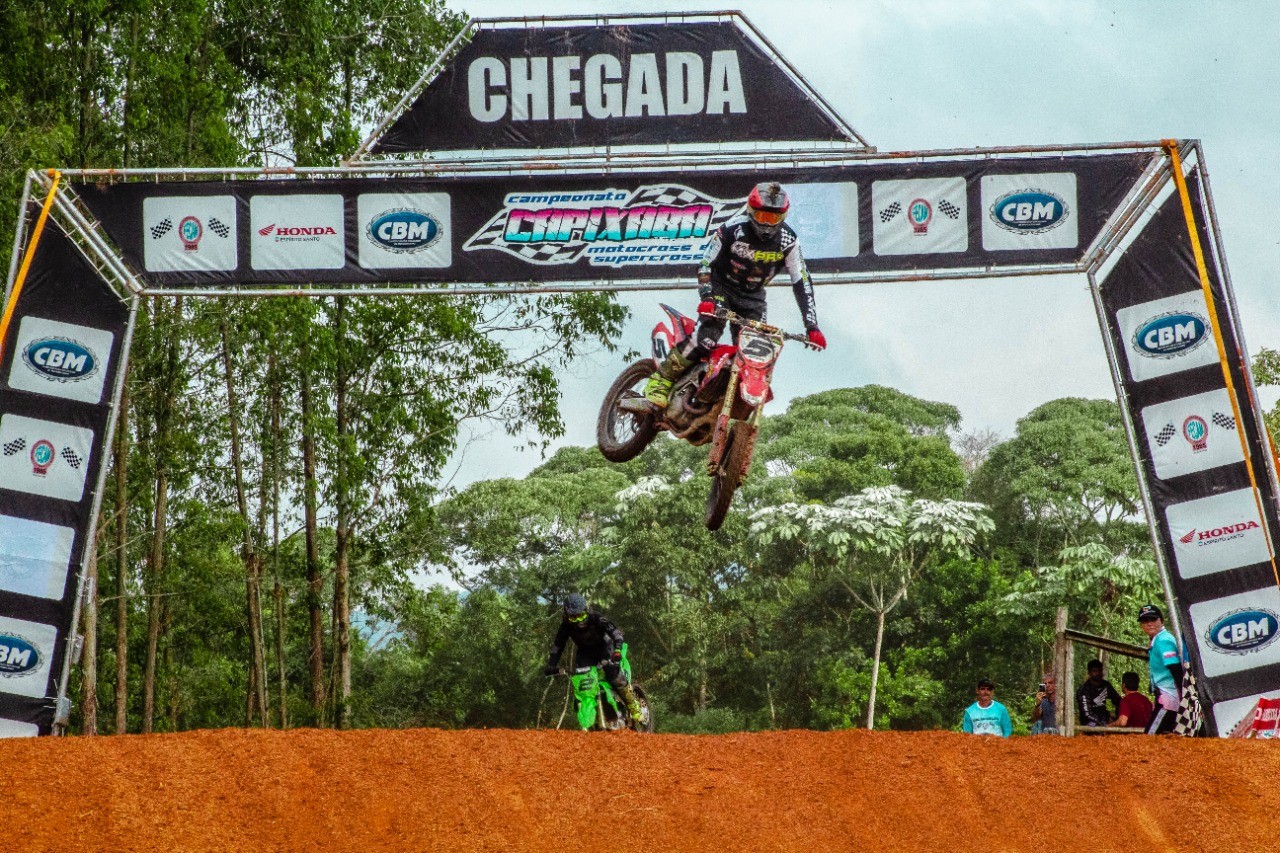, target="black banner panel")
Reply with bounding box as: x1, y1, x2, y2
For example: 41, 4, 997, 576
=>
371, 21, 852, 152
0, 216, 130, 735
1098, 169, 1280, 736
74, 152, 1154, 289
